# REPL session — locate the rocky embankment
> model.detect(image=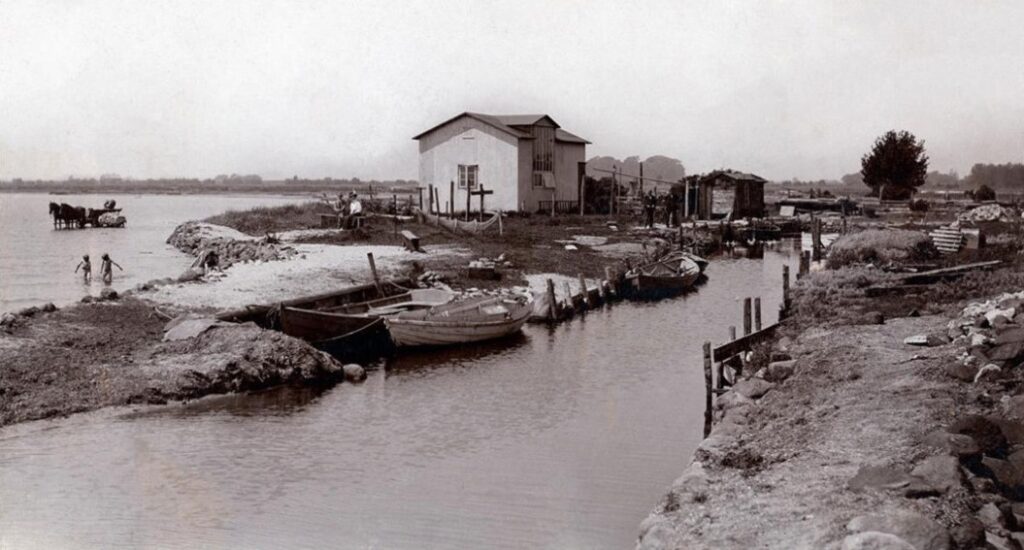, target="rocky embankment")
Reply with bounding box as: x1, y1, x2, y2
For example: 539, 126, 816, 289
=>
638, 293, 1024, 549
167, 221, 297, 268
0, 297, 365, 427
